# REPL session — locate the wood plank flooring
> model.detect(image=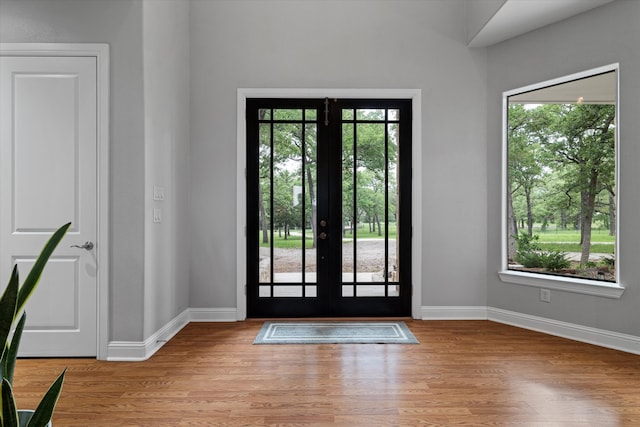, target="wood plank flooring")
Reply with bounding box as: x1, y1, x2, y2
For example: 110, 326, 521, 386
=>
14, 320, 640, 426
